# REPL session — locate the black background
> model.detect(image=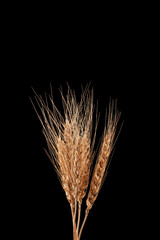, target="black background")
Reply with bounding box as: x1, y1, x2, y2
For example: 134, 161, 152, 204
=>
6, 9, 153, 239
